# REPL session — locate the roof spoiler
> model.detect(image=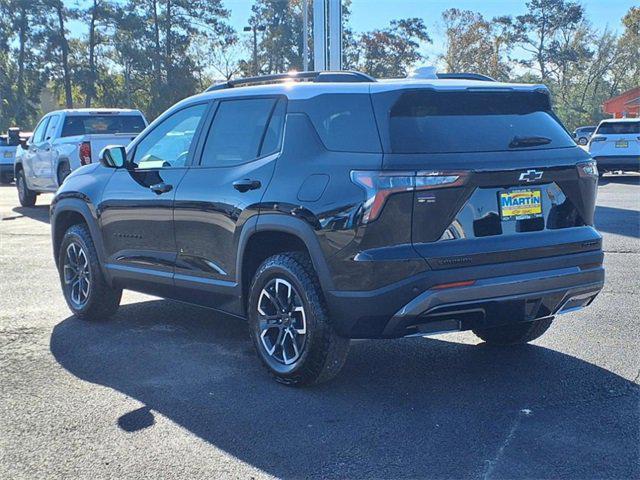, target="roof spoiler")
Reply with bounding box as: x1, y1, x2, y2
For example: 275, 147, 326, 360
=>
436, 72, 496, 82
205, 70, 376, 92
